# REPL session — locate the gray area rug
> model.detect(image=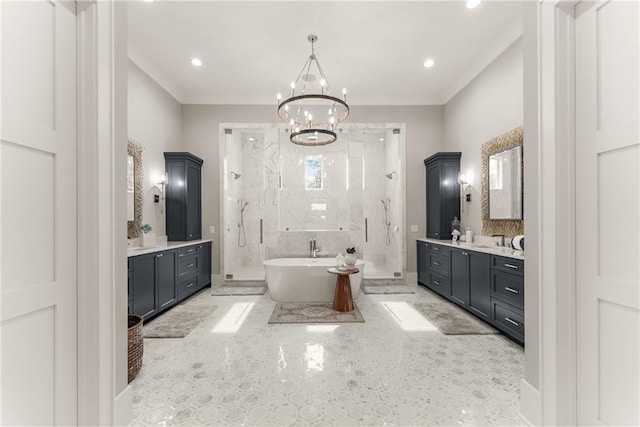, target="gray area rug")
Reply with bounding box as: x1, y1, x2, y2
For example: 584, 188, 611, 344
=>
412, 302, 499, 335
212, 285, 267, 296
268, 303, 365, 324
143, 289, 218, 338
362, 285, 416, 294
